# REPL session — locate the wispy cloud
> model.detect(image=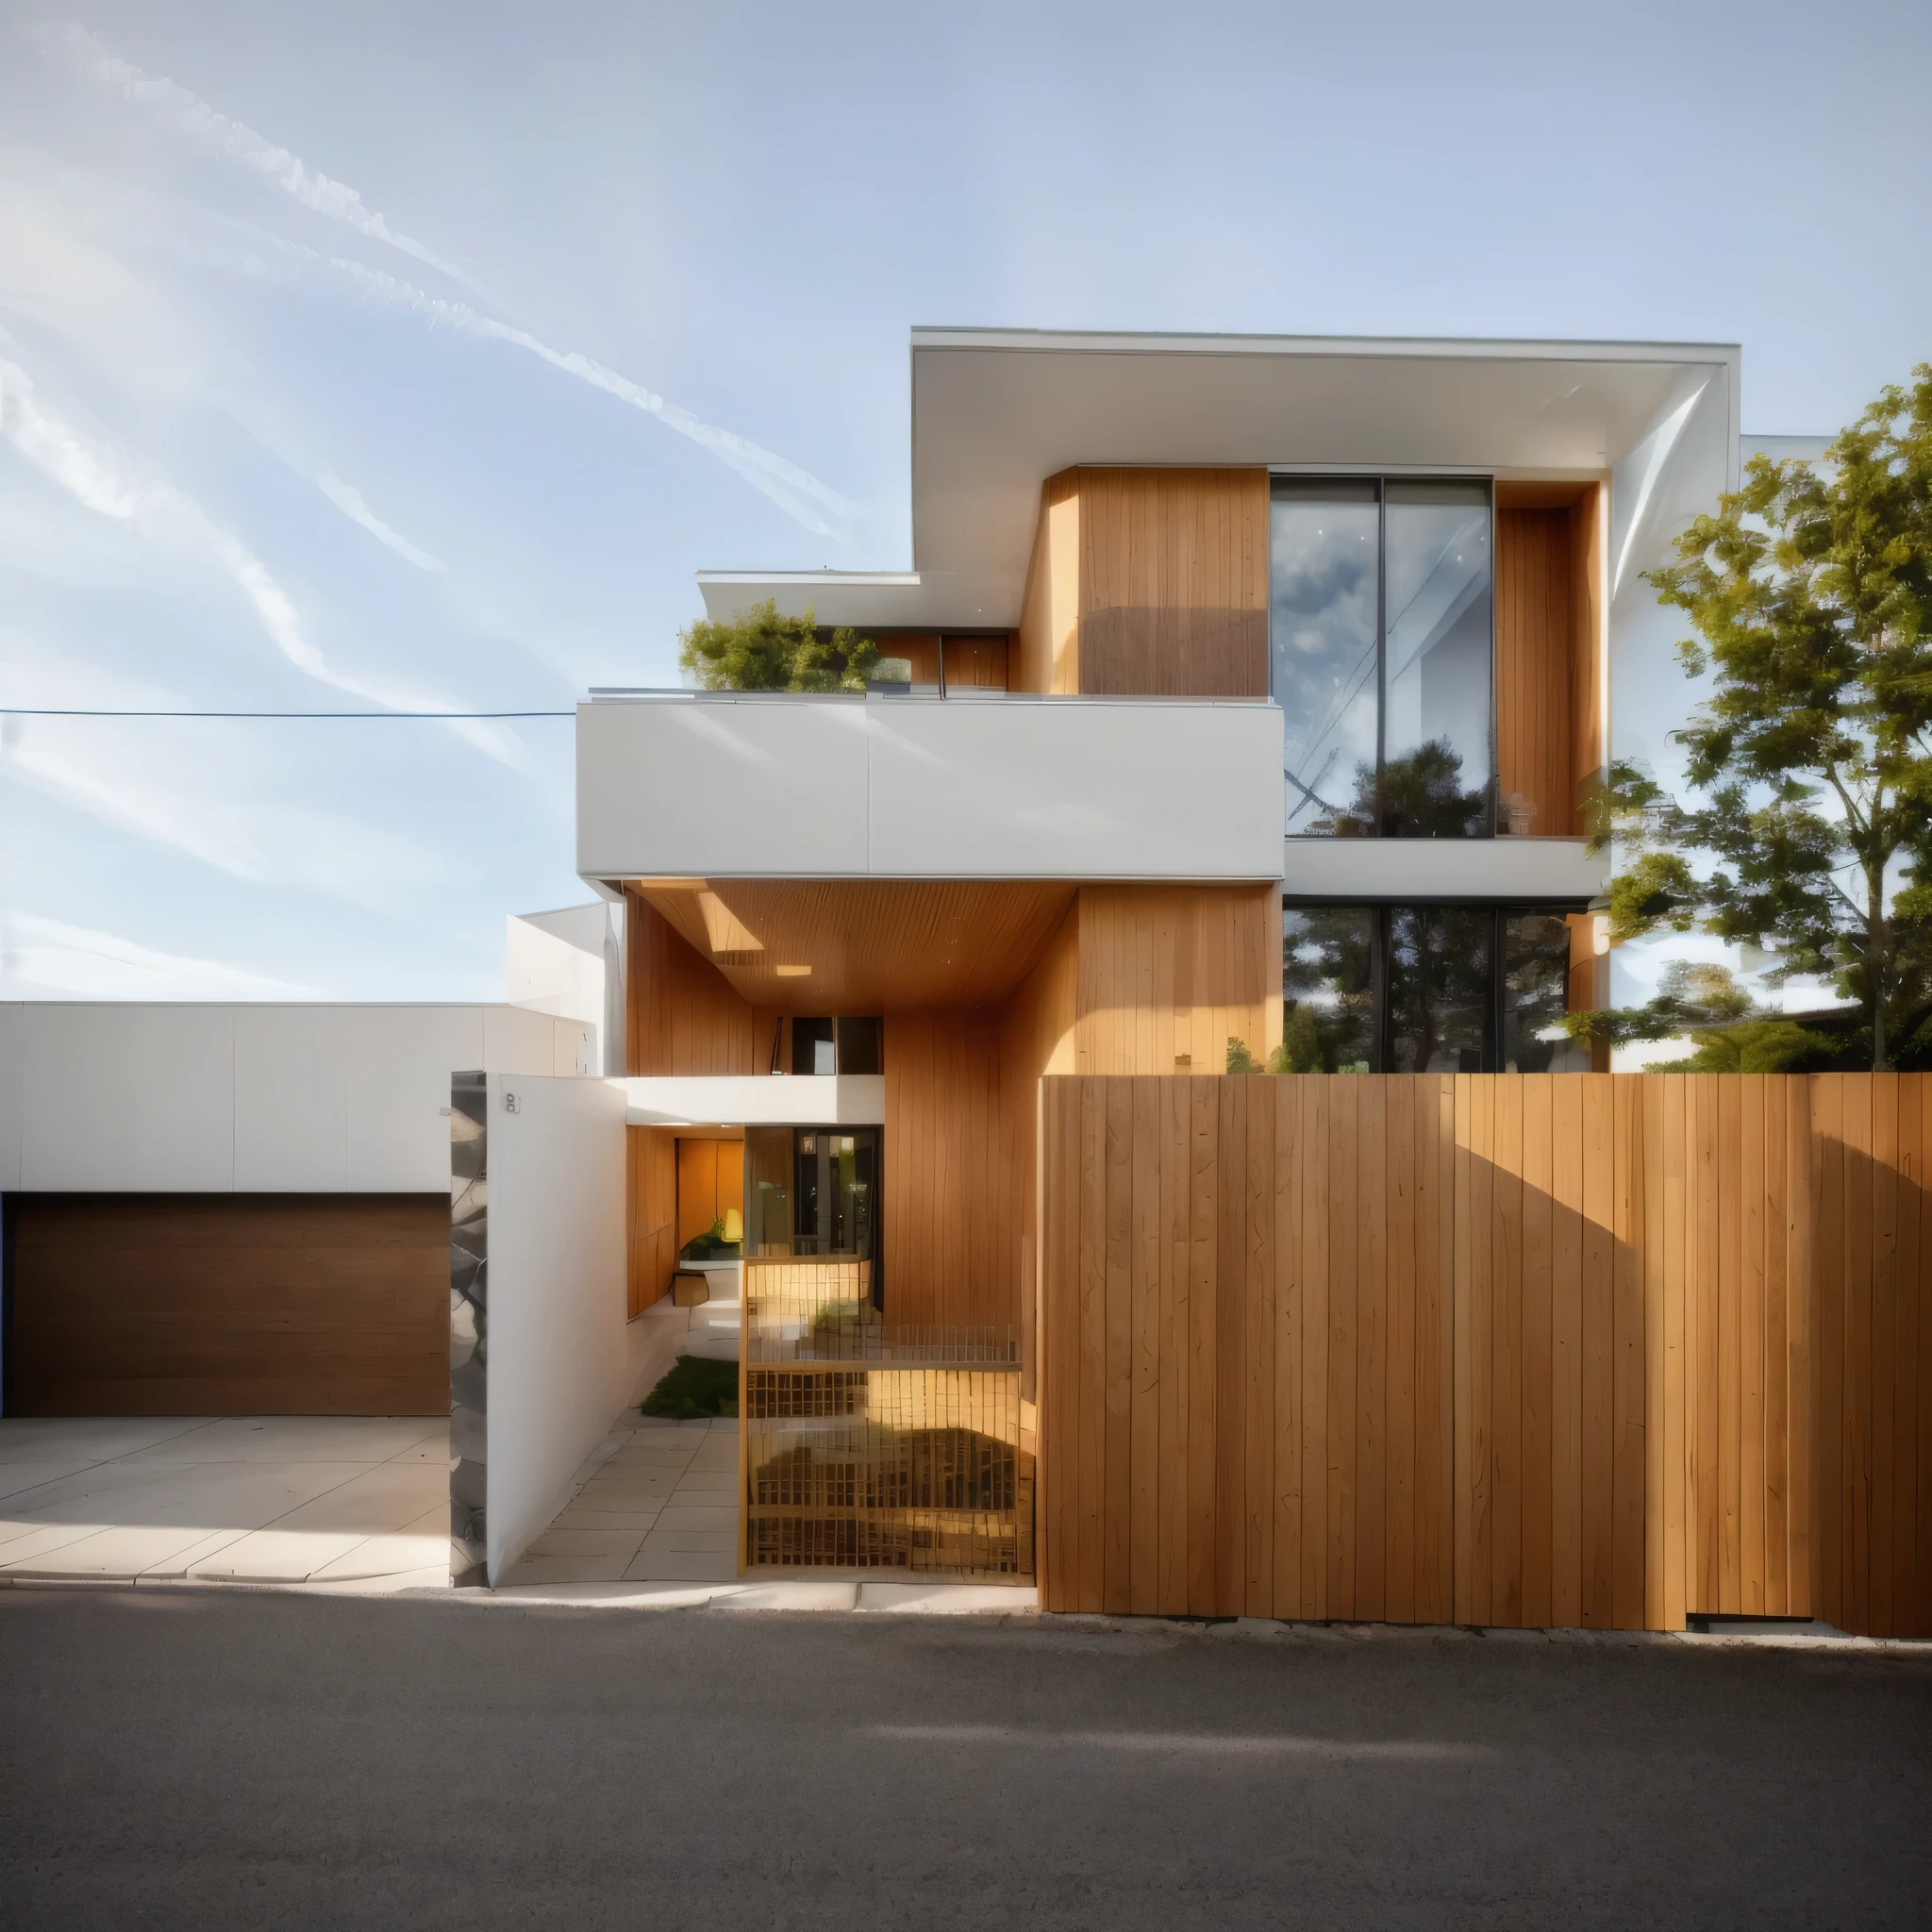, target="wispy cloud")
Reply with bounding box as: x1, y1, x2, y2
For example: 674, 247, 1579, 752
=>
40, 21, 480, 293
0, 907, 314, 999
30, 24, 858, 540
317, 470, 446, 573
0, 357, 515, 761
331, 258, 858, 539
